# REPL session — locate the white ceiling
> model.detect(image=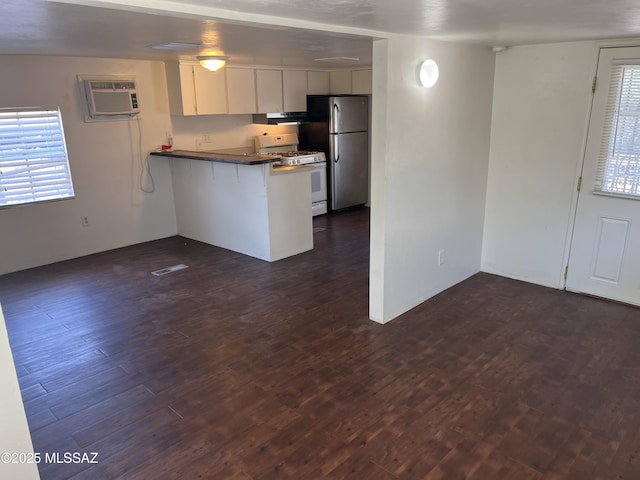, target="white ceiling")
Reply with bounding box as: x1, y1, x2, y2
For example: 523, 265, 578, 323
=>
3, 0, 640, 68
